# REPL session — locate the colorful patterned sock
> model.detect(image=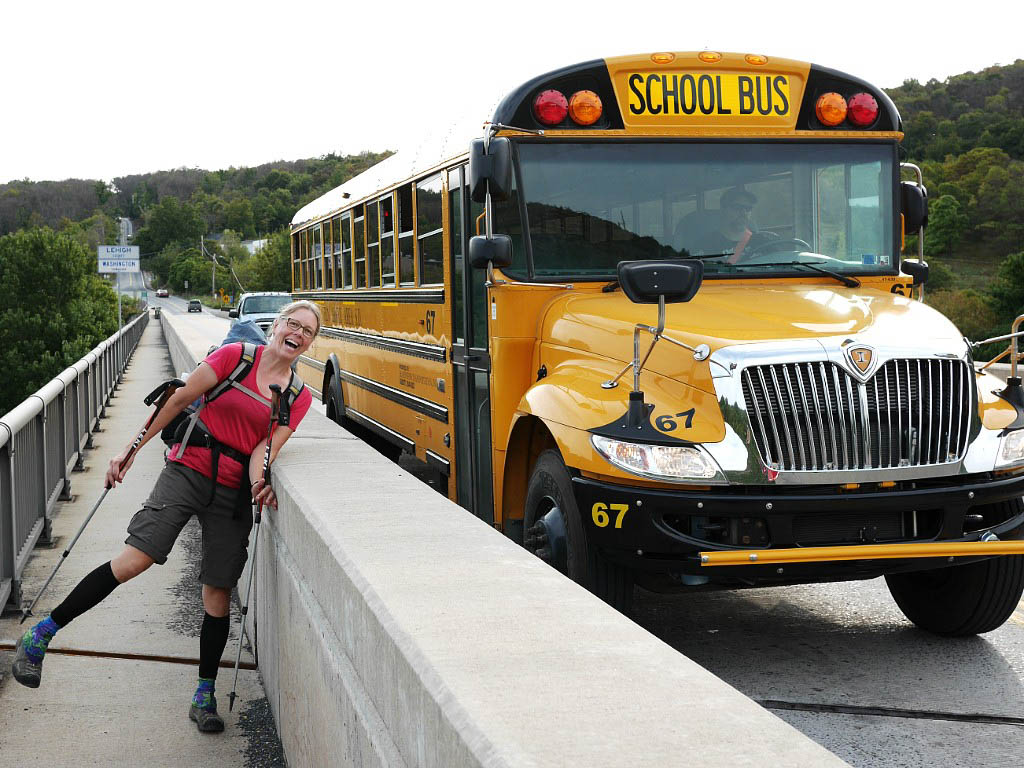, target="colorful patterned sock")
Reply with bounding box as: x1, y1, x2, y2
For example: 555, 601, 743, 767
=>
21, 616, 60, 664
192, 677, 216, 711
